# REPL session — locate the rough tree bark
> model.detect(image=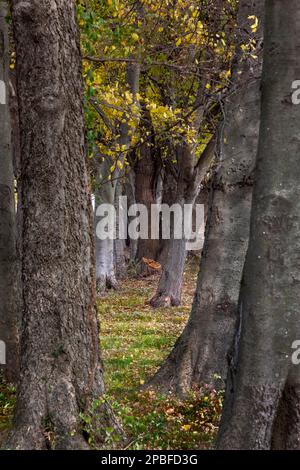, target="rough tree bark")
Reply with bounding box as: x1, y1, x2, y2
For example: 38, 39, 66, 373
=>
7, 0, 120, 450
0, 0, 19, 384
147, 0, 264, 391
217, 0, 300, 450
150, 138, 216, 308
